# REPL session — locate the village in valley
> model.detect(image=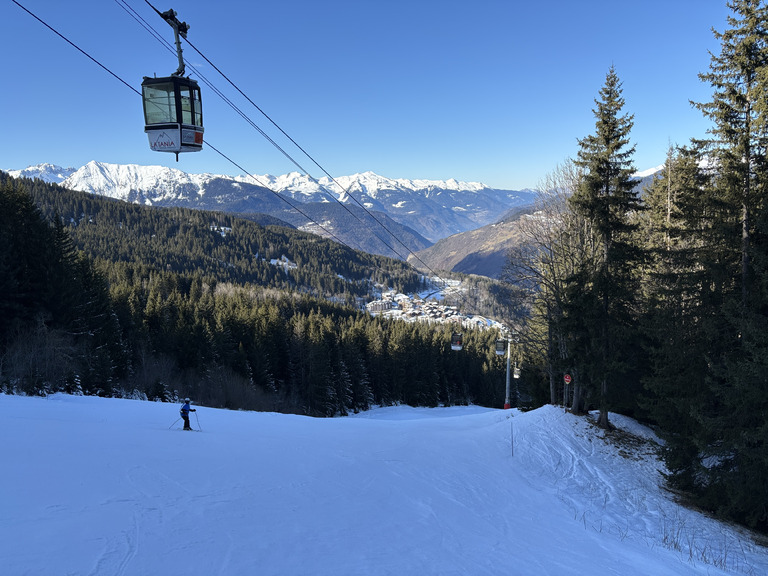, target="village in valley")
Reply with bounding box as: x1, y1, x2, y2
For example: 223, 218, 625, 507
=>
365, 278, 506, 333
